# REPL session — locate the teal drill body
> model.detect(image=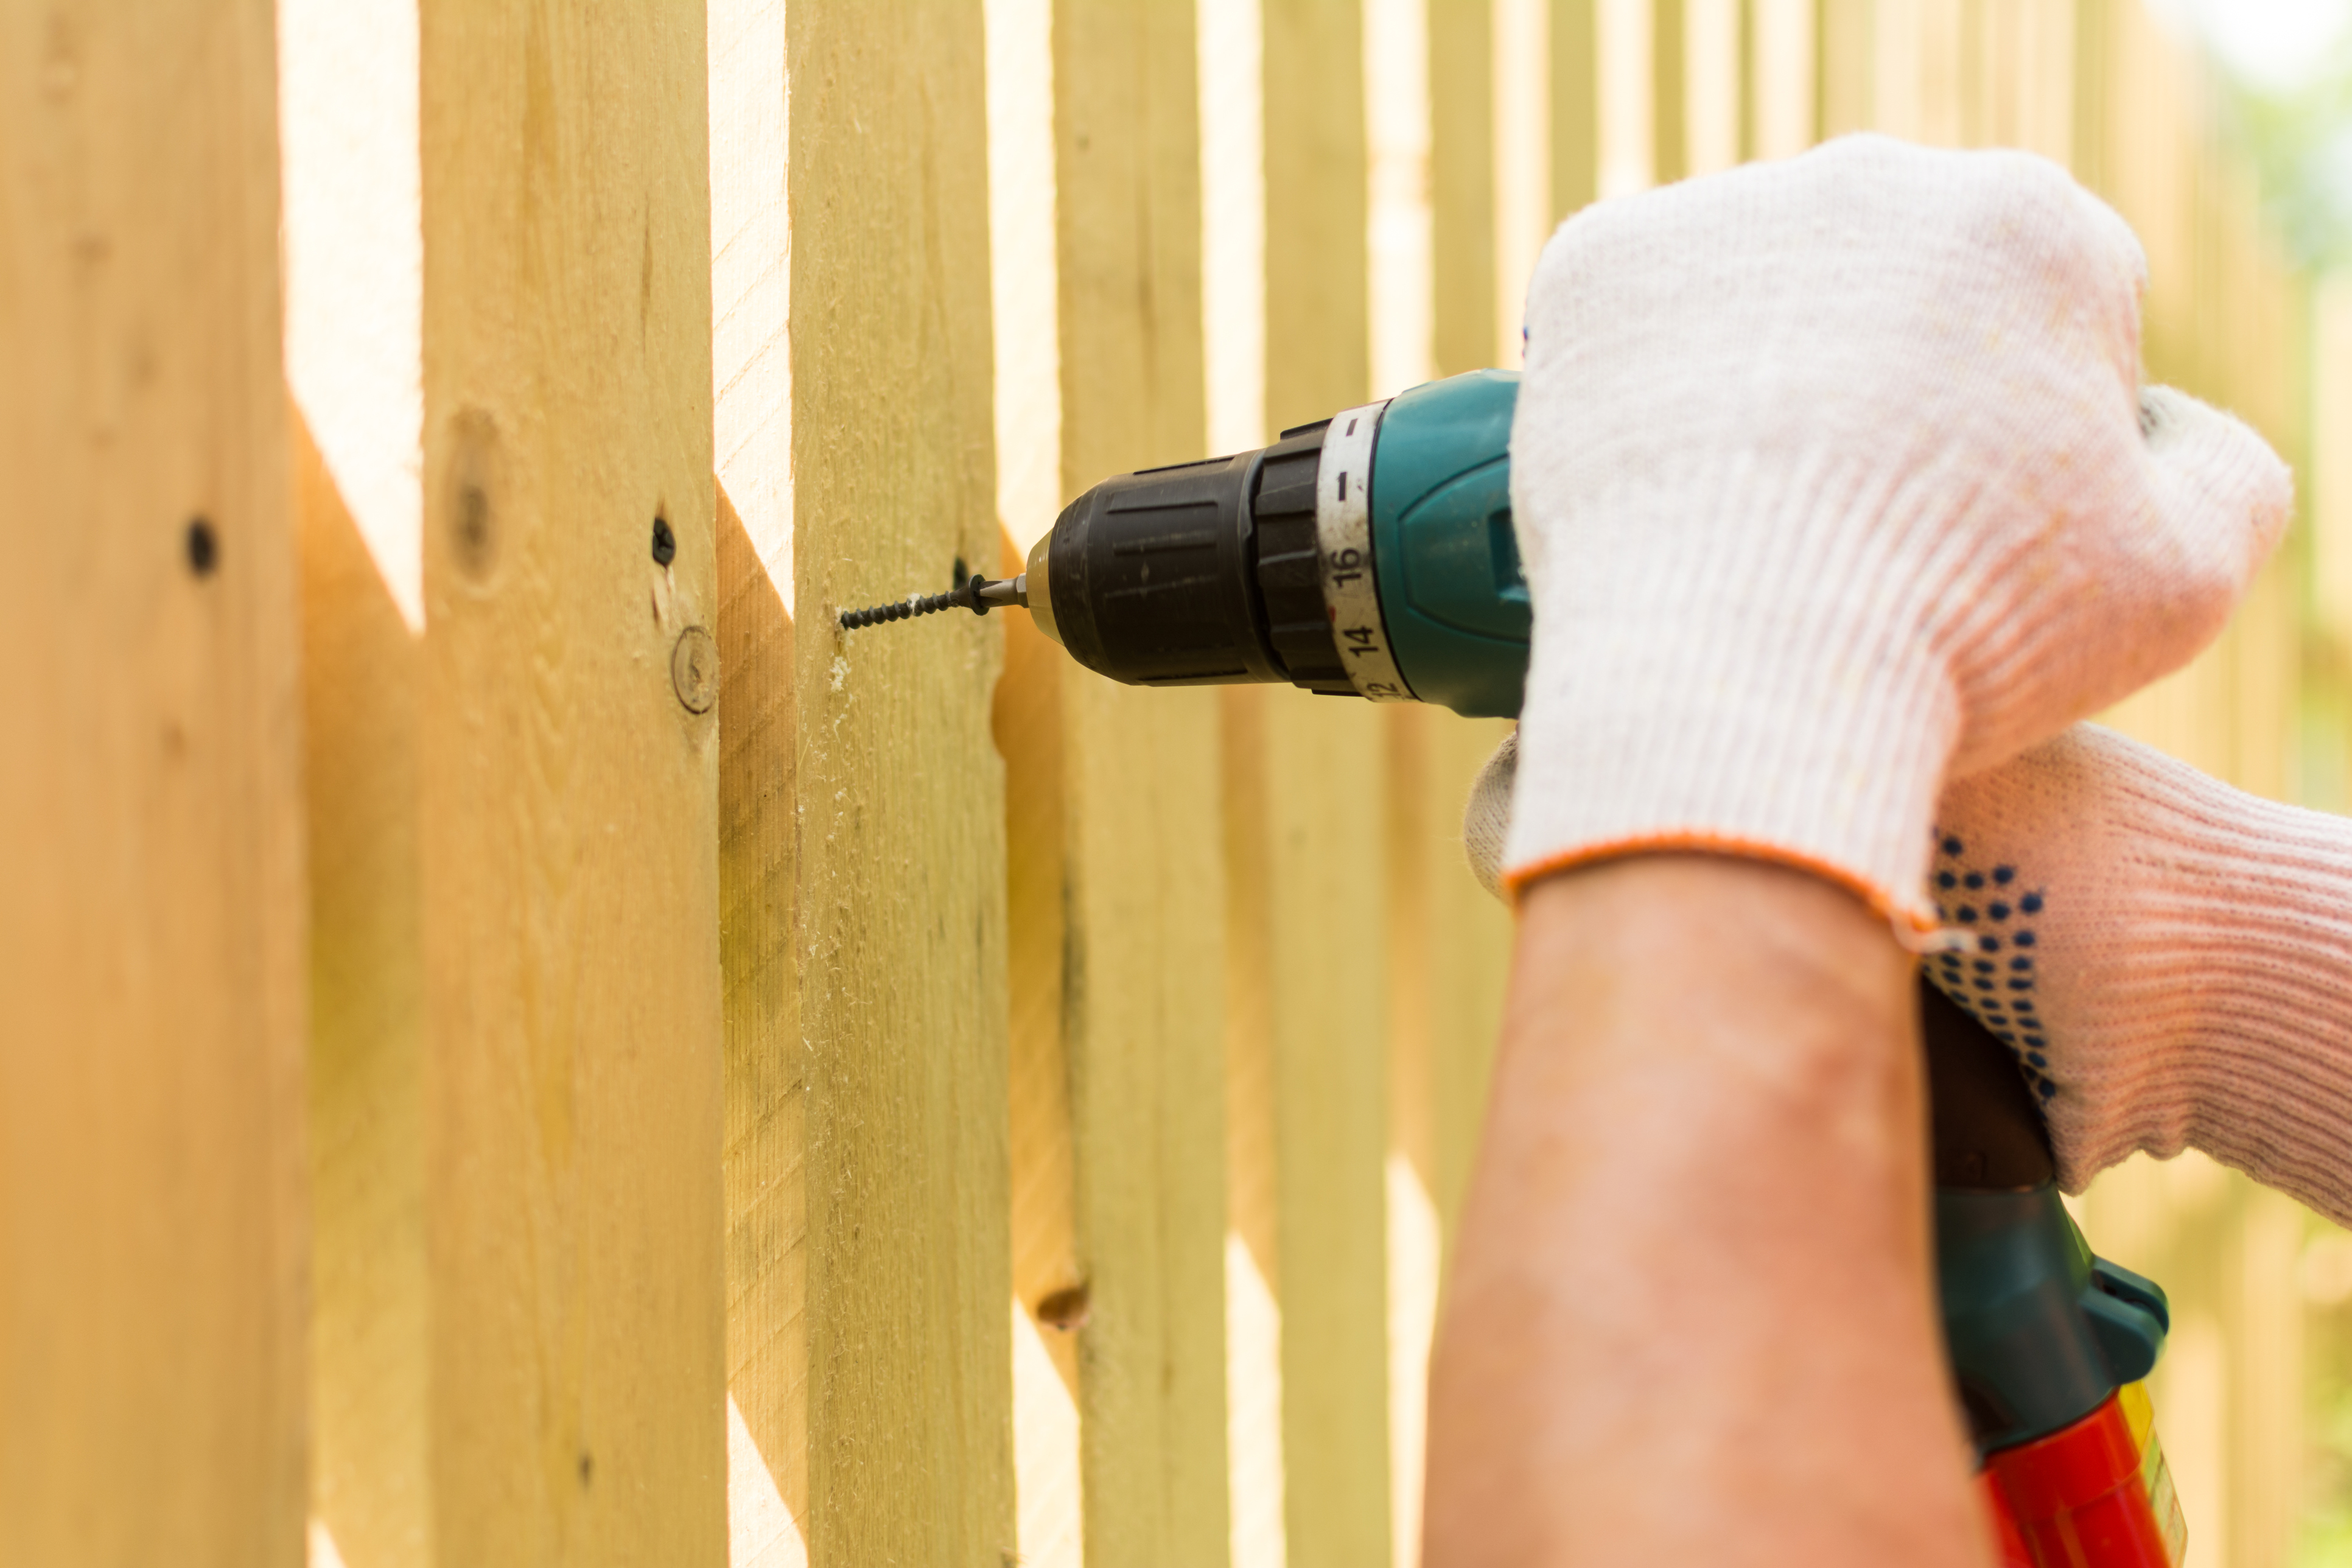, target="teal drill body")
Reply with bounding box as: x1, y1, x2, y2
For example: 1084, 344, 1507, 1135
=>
1363, 369, 1531, 717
